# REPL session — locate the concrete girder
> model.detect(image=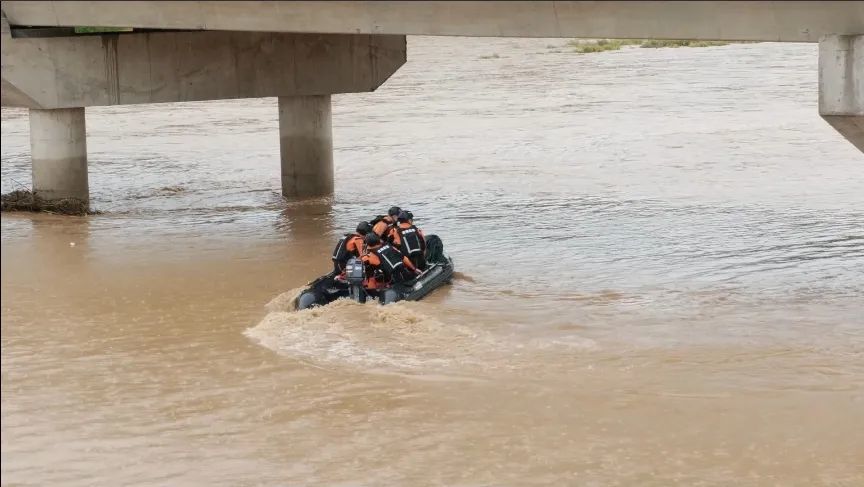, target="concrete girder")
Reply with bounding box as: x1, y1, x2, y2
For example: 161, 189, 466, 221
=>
1, 15, 406, 109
